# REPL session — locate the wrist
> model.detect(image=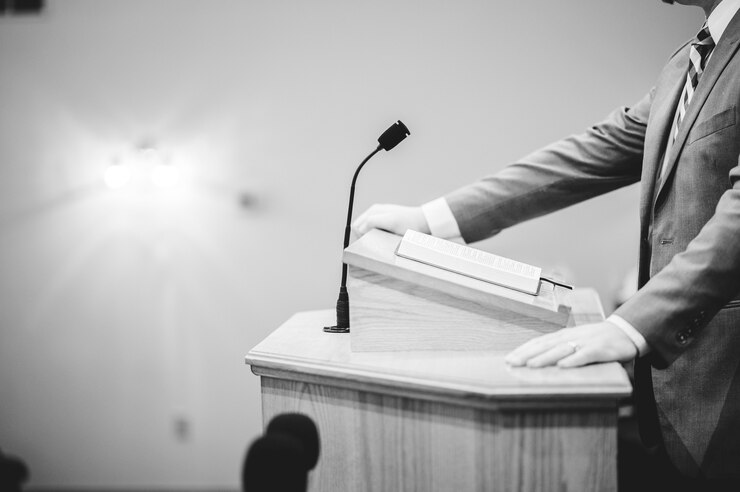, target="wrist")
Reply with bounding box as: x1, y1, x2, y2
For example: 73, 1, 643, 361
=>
607, 314, 649, 356
421, 197, 462, 239
414, 207, 431, 234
